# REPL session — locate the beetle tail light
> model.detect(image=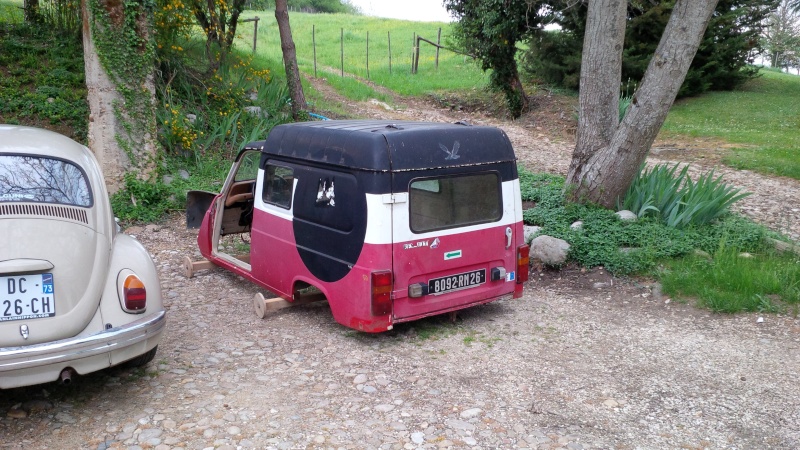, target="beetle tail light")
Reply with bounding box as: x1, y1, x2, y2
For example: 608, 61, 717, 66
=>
517, 244, 530, 284
371, 270, 393, 316
123, 274, 147, 313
